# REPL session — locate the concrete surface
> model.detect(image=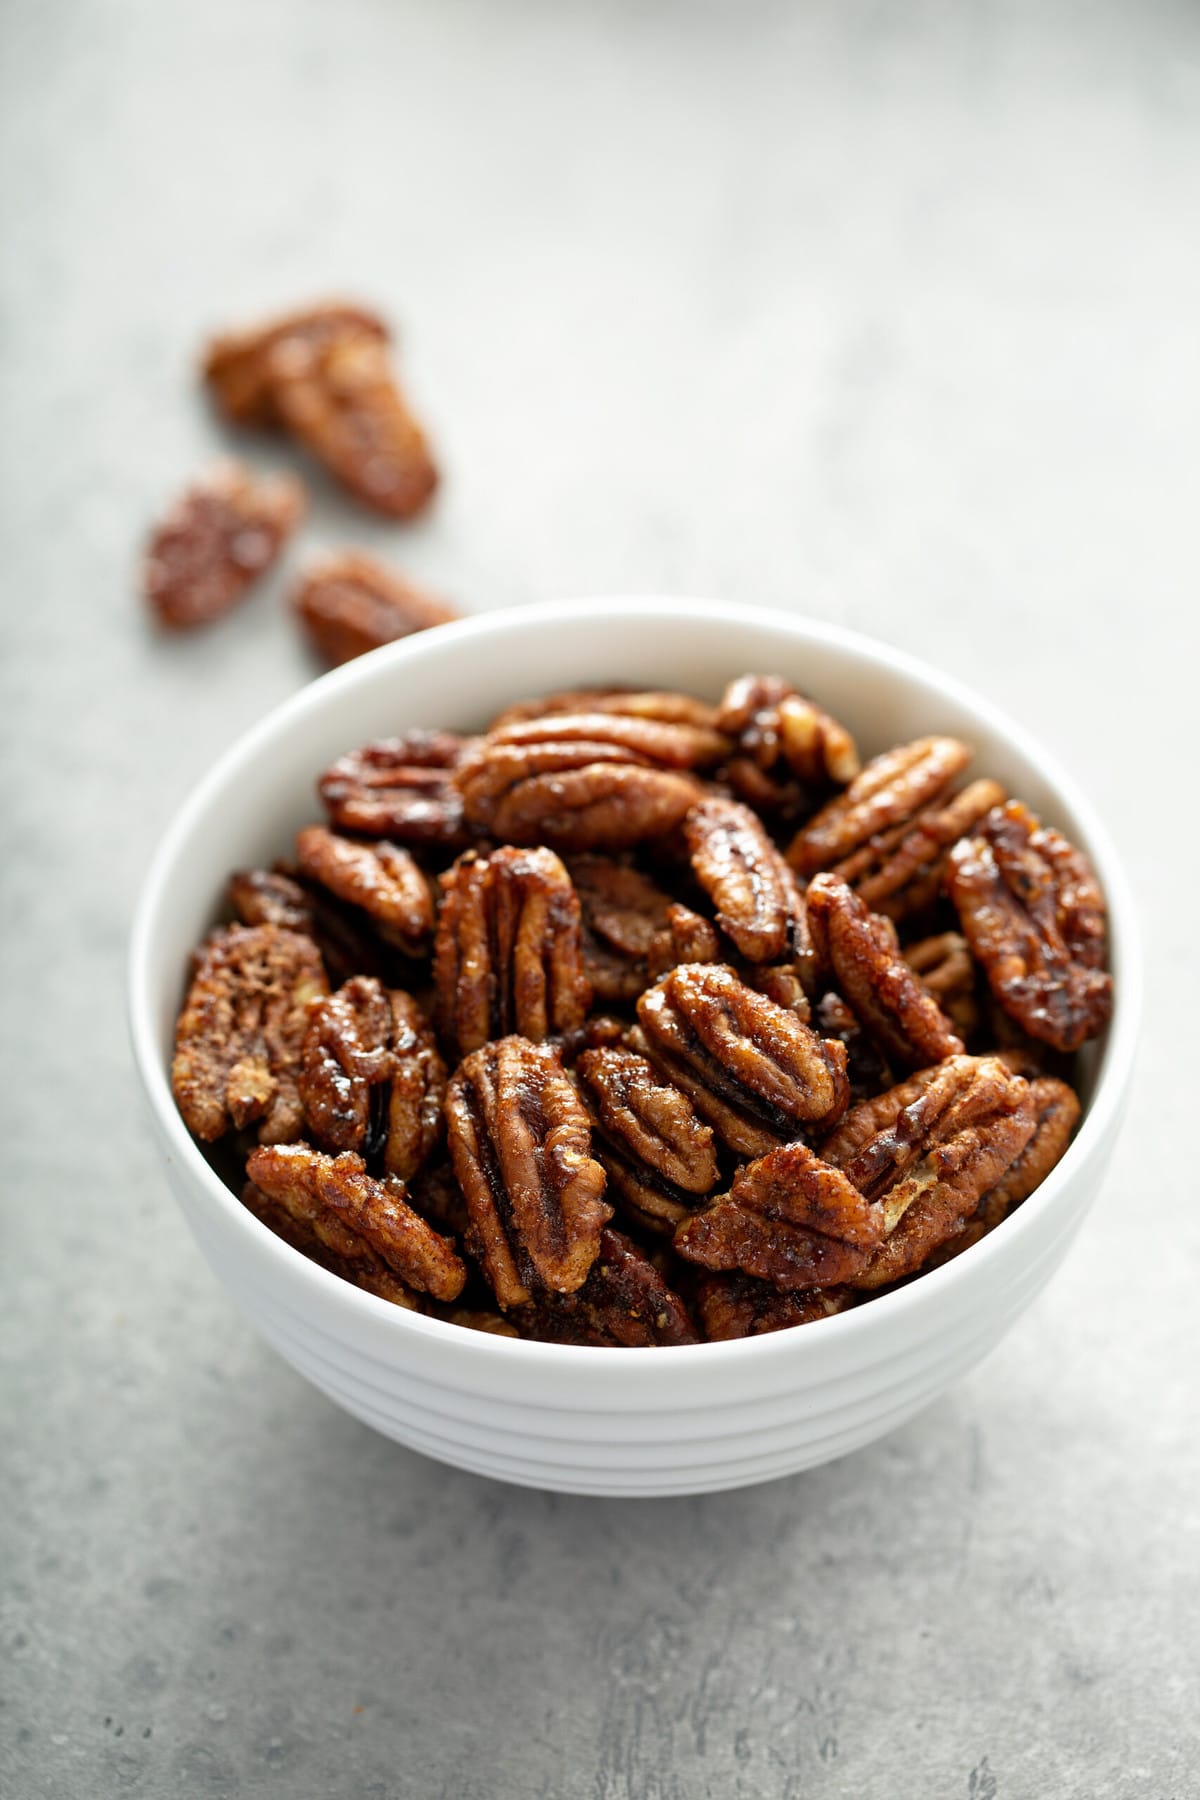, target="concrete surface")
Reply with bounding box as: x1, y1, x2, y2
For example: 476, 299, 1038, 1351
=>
1, 1, 1196, 1795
